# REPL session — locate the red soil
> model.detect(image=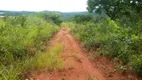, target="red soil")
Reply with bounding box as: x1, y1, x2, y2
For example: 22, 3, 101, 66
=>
29, 27, 142, 80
